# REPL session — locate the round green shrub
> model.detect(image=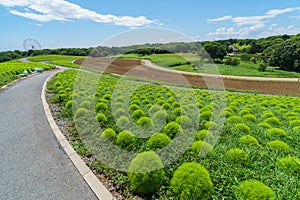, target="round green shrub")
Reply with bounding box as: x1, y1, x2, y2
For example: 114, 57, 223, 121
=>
290, 119, 300, 127
137, 117, 151, 126
116, 130, 136, 149
262, 111, 275, 119
240, 135, 259, 145
264, 117, 280, 126
65, 100, 73, 110
195, 130, 214, 141
190, 141, 213, 157
149, 105, 162, 115
176, 115, 193, 129
79, 100, 92, 109
163, 122, 182, 138
258, 122, 271, 129
95, 102, 108, 112
172, 101, 180, 108
225, 148, 248, 164
268, 140, 290, 151
129, 104, 139, 111
293, 126, 300, 131
239, 109, 251, 116
227, 116, 242, 123
205, 121, 218, 130
147, 133, 171, 150
243, 114, 256, 122
235, 123, 250, 133
277, 157, 300, 174
116, 116, 130, 127
200, 111, 213, 121
173, 107, 183, 116
132, 109, 145, 120
235, 180, 275, 200
171, 163, 214, 200
101, 128, 116, 140
96, 113, 107, 122
75, 108, 89, 119
128, 151, 165, 195
152, 110, 167, 123
267, 128, 286, 137
220, 110, 232, 118
162, 103, 171, 109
